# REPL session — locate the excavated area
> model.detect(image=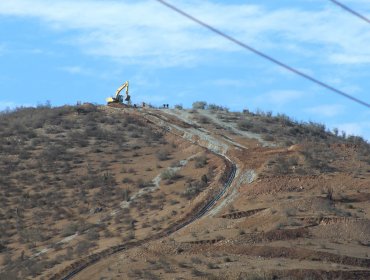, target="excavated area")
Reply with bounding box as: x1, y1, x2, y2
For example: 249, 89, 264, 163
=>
8, 107, 364, 280
45, 108, 370, 280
